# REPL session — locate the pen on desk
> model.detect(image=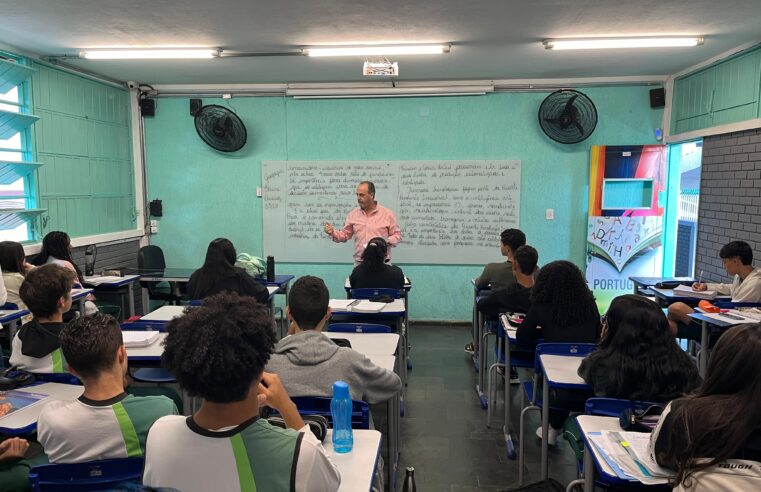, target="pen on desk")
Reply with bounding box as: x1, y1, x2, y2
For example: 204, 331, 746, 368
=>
695, 270, 703, 290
